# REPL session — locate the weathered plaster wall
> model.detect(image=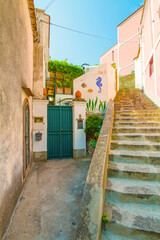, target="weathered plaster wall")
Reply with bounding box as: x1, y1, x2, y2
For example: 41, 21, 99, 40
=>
73, 64, 116, 106
0, 0, 33, 238
33, 41, 44, 98
33, 9, 50, 99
